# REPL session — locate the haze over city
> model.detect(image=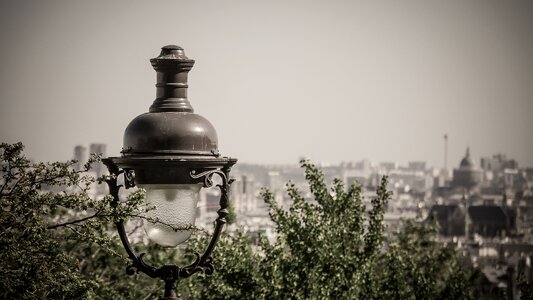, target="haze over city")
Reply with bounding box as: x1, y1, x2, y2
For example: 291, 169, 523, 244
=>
1, 0, 532, 167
